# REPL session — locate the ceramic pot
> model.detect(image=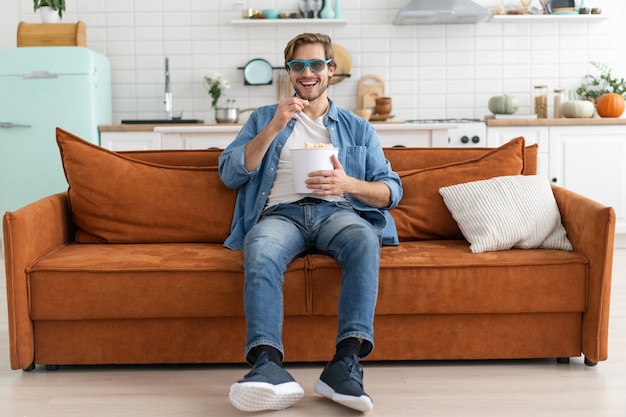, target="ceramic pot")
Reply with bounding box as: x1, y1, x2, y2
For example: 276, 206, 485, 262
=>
39, 6, 59, 23
375, 97, 392, 115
